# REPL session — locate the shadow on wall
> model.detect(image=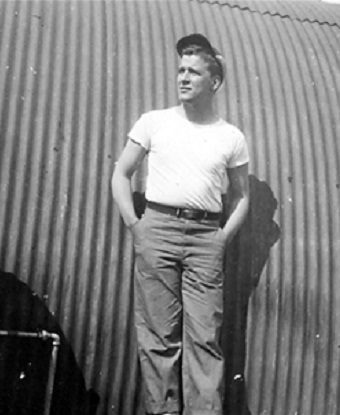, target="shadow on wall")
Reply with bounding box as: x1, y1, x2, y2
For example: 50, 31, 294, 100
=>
222, 175, 280, 415
133, 174, 280, 415
0, 271, 100, 415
